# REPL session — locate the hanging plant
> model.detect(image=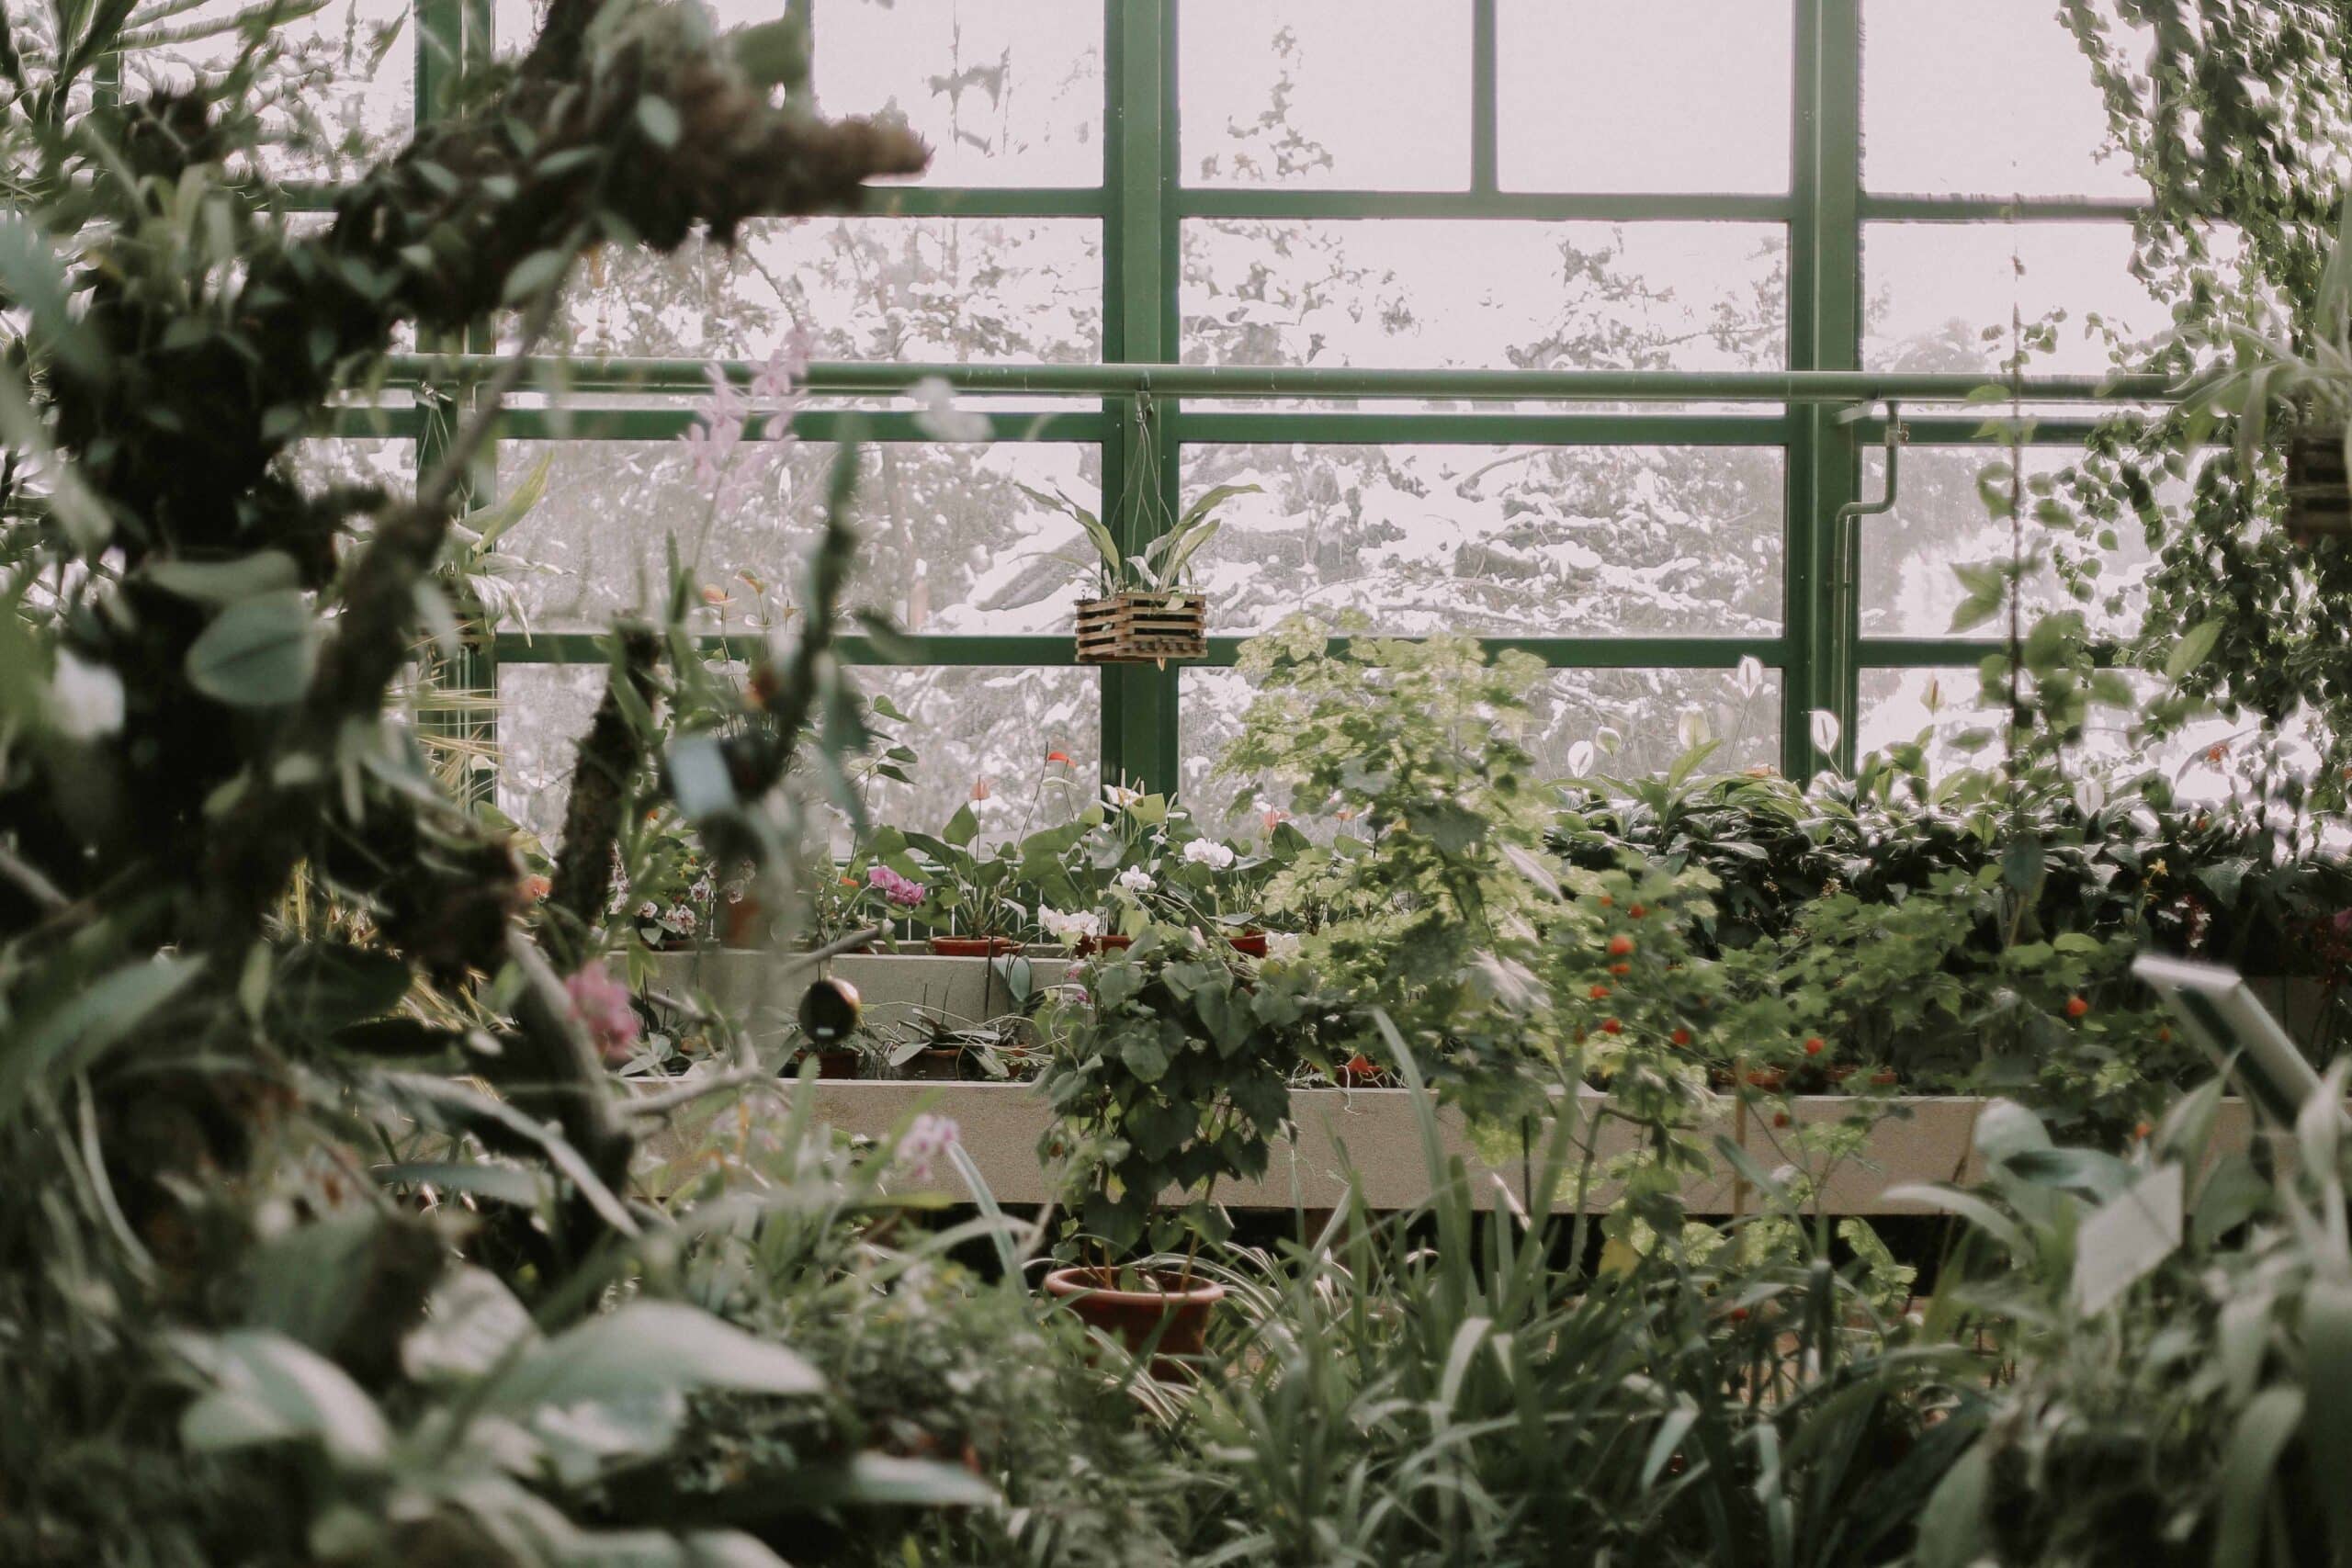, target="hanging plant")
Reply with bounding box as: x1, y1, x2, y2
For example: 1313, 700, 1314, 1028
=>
1020, 398, 1257, 666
